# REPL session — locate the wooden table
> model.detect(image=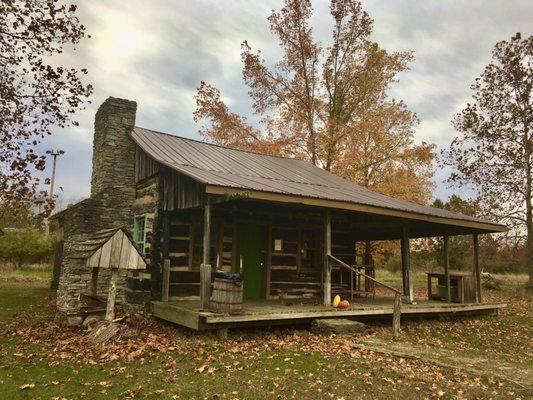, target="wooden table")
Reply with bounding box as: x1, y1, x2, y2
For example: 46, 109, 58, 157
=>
427, 273, 476, 303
